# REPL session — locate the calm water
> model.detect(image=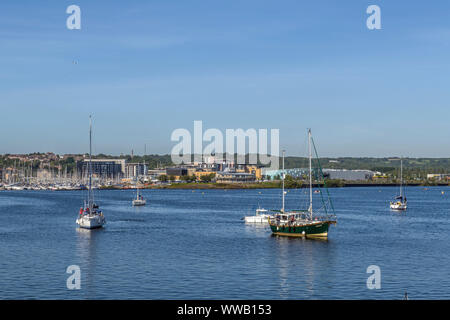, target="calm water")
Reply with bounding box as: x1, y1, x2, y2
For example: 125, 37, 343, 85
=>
0, 186, 449, 300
